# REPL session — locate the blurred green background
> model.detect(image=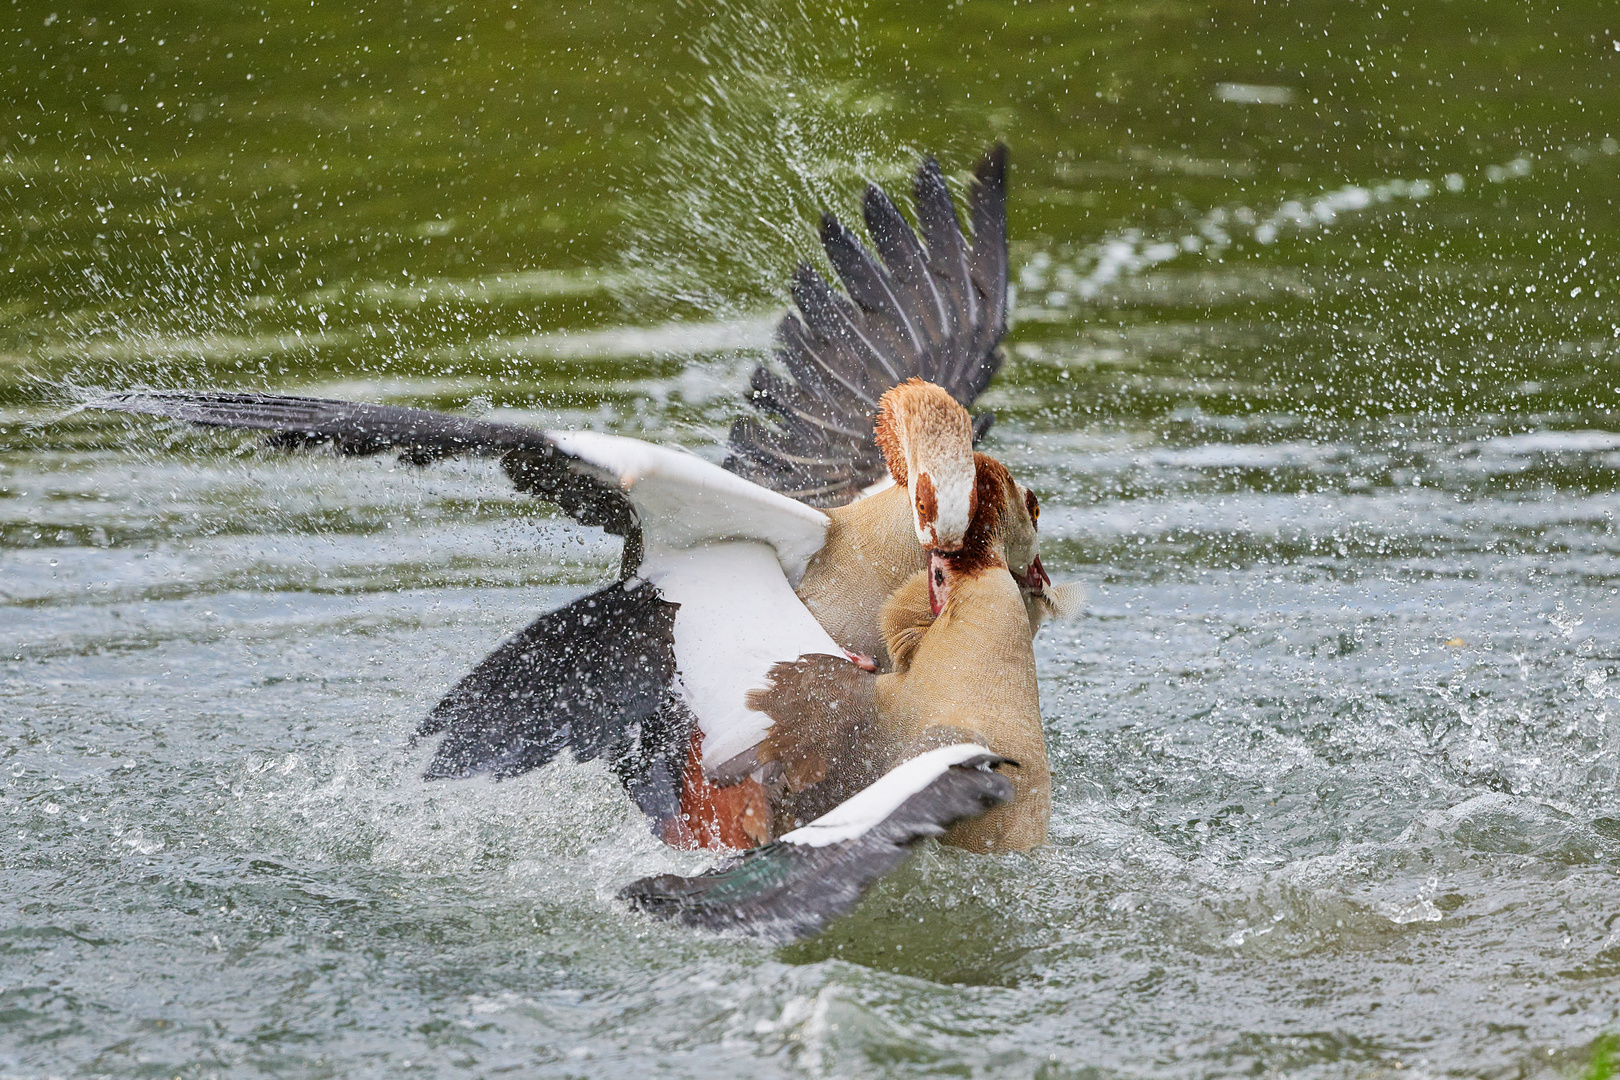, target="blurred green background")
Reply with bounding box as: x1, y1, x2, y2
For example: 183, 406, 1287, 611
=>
5, 0, 1618, 429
